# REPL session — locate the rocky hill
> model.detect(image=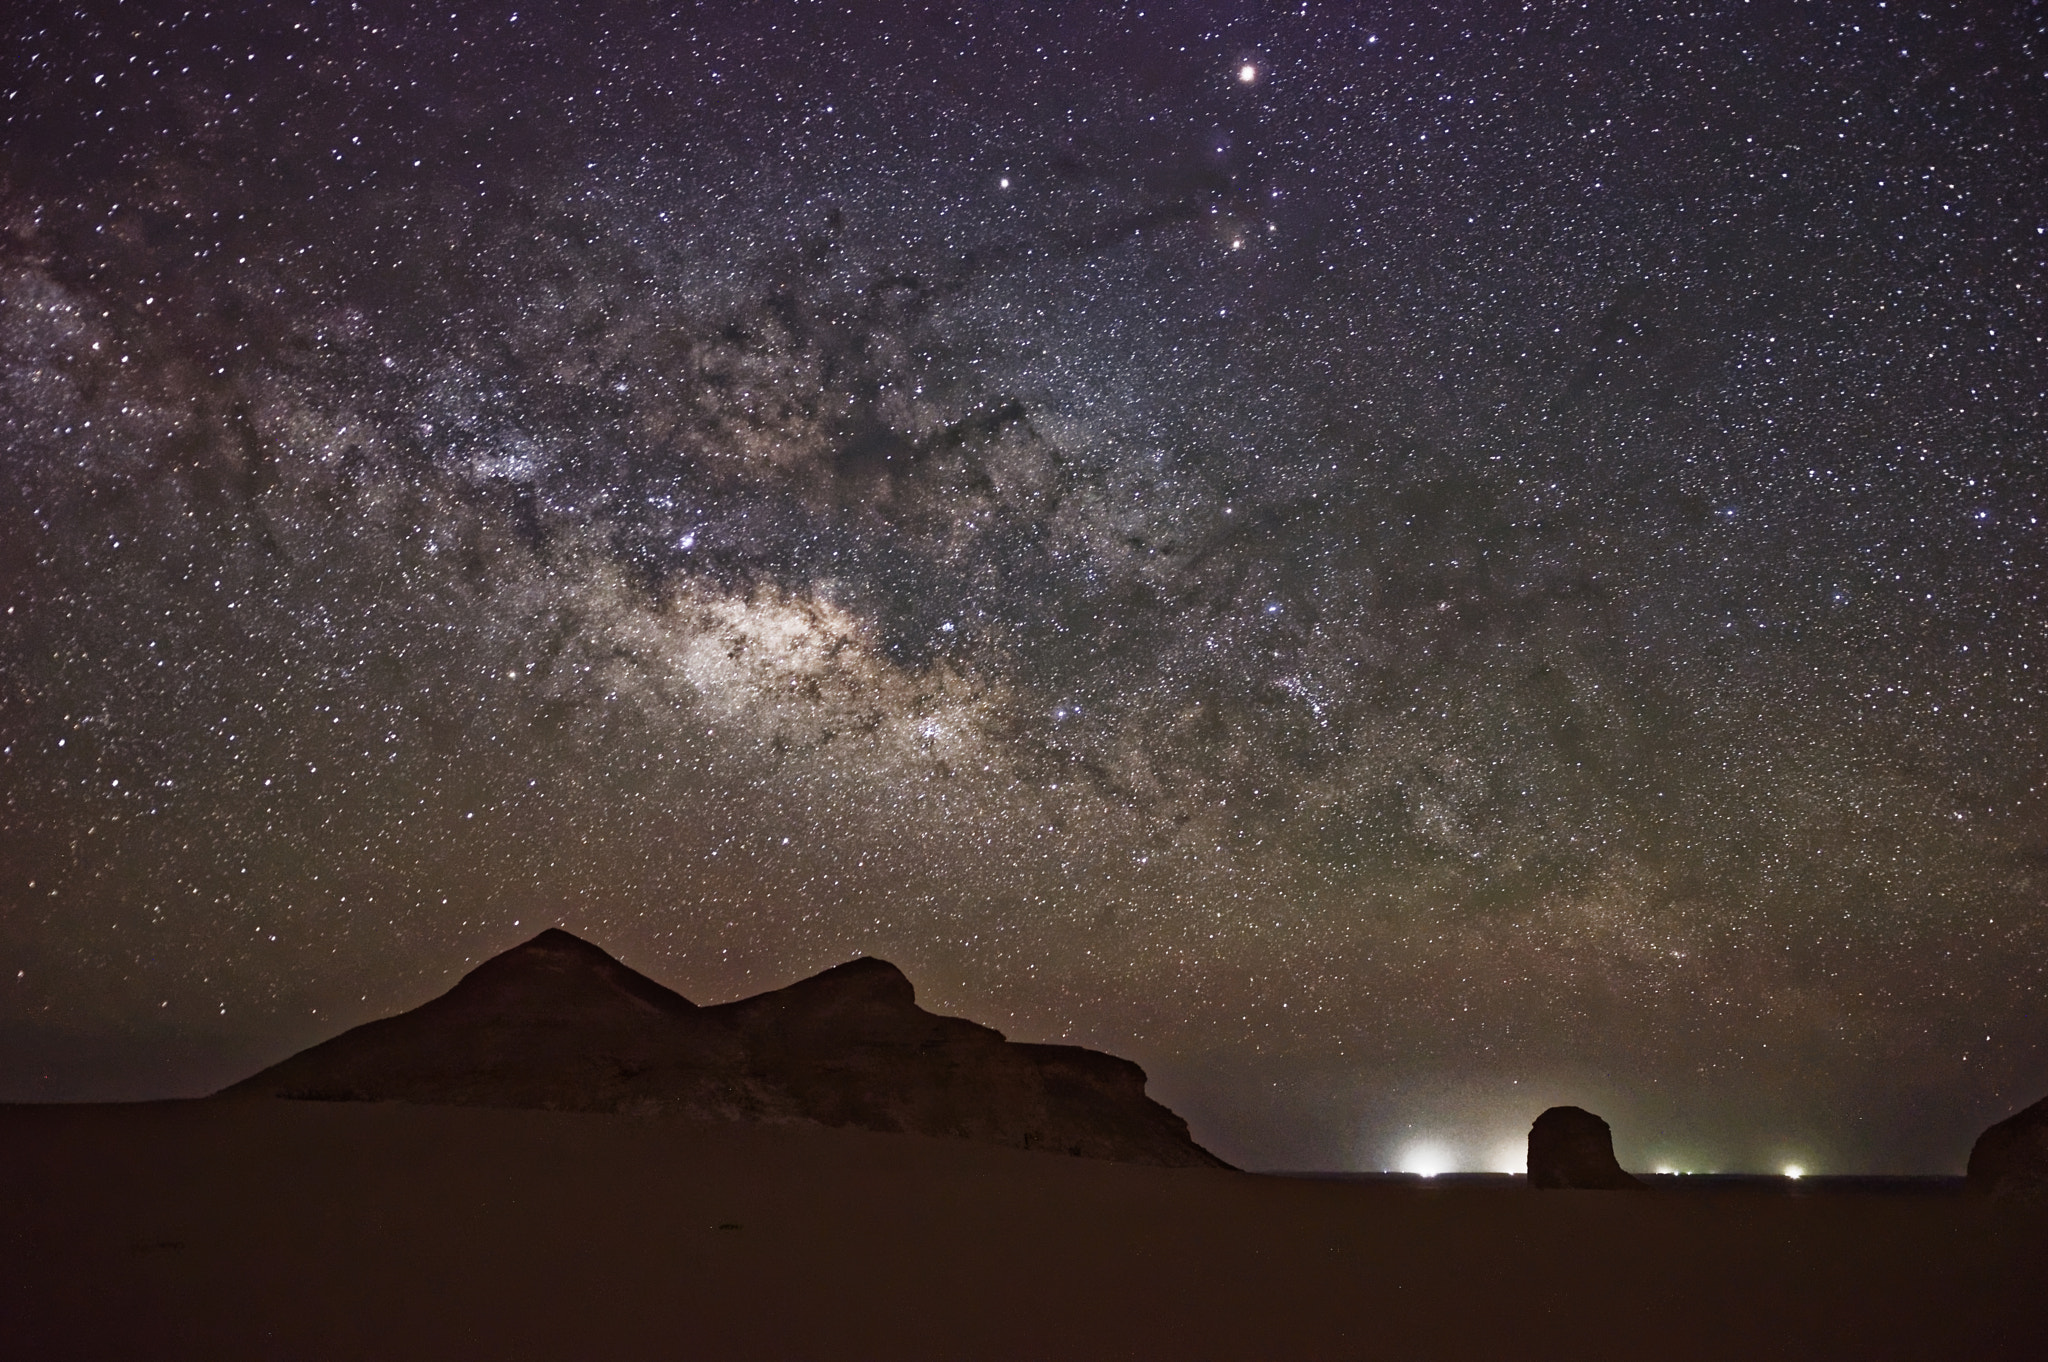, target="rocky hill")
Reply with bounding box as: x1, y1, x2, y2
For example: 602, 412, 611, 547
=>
219, 929, 1227, 1168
